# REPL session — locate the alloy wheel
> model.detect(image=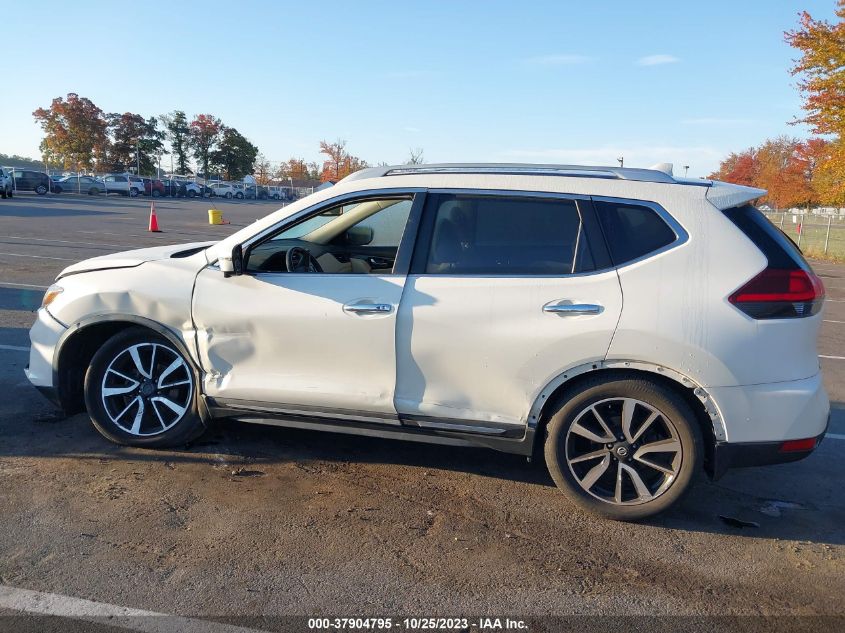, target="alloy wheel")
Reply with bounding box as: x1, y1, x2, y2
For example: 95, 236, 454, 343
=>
565, 397, 682, 505
100, 343, 193, 437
